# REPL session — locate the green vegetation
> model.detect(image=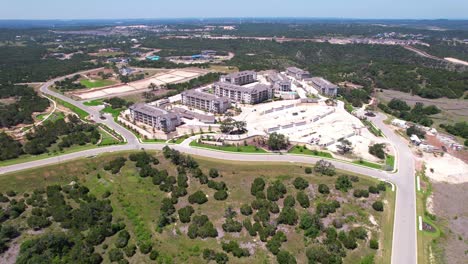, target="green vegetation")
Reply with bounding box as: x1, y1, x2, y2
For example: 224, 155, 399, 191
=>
0, 84, 49, 128
51, 96, 89, 119
353, 159, 383, 169
80, 78, 115, 88
439, 122, 468, 145
83, 99, 104, 106
190, 140, 267, 153
267, 132, 289, 151
288, 145, 333, 158
379, 99, 441, 127
0, 149, 396, 263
